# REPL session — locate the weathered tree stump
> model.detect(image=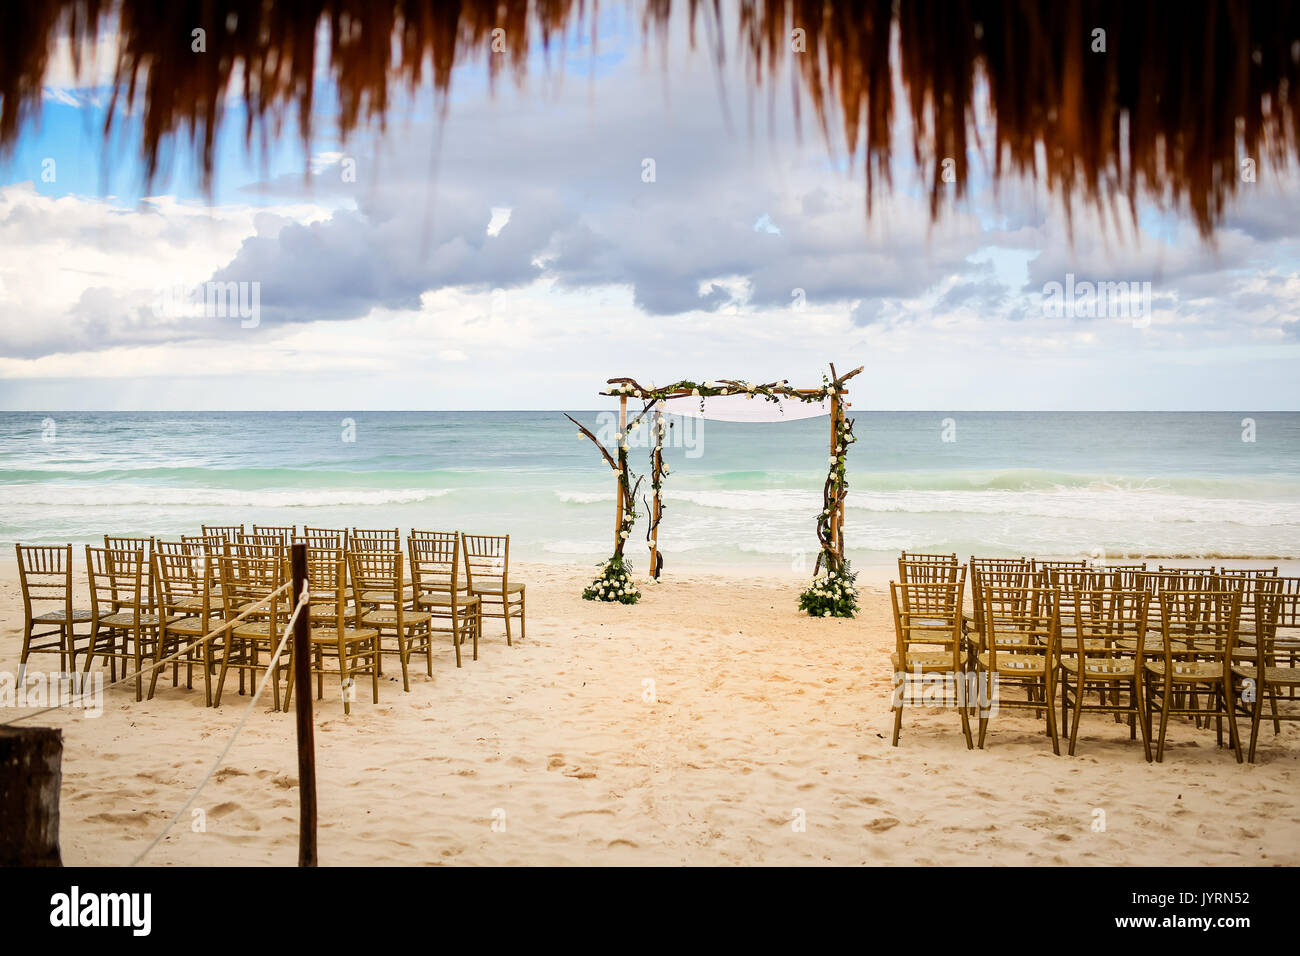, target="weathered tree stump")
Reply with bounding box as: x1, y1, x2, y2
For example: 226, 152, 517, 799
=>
0, 727, 63, 866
